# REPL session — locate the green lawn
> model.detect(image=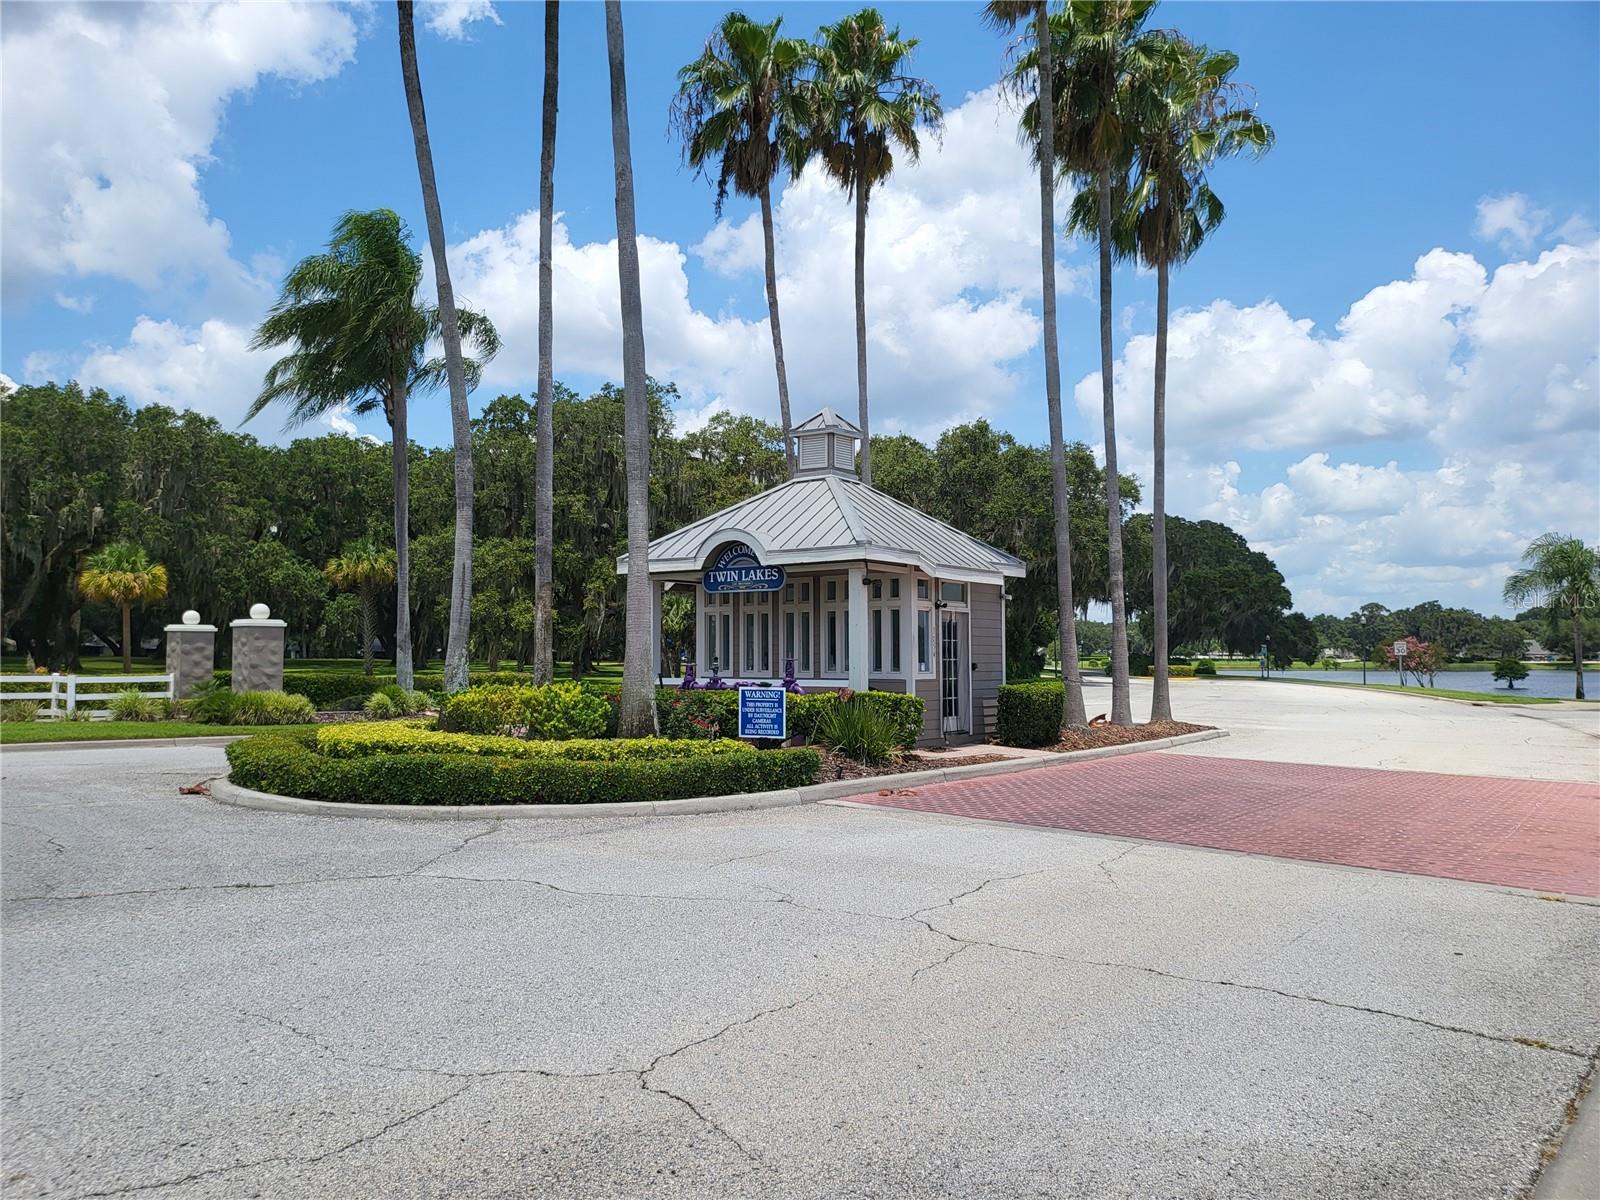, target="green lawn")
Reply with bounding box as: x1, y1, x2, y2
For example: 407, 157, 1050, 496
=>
1238, 677, 1561, 705
2, 656, 625, 679
0, 721, 320, 745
